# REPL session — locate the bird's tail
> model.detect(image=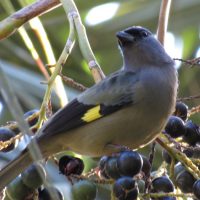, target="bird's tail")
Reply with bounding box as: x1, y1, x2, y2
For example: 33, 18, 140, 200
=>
0, 149, 32, 190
